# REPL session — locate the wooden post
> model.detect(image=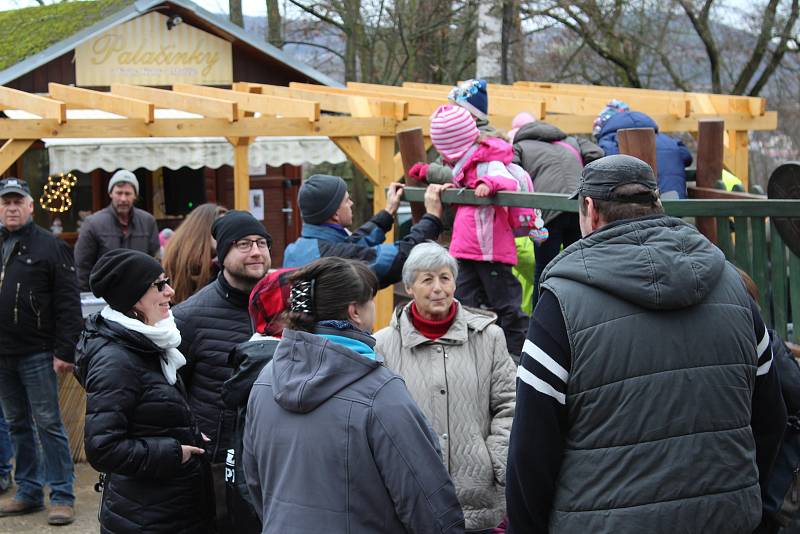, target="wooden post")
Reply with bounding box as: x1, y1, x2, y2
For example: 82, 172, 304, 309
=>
374, 135, 396, 330
397, 128, 428, 224
228, 137, 251, 210
695, 120, 725, 243
617, 128, 658, 177
0, 139, 34, 175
